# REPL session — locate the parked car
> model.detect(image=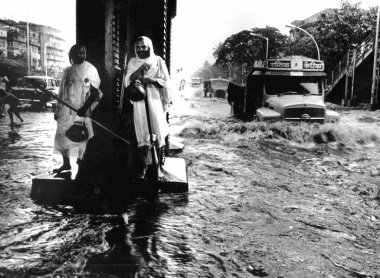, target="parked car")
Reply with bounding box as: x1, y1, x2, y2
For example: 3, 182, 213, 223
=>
246, 56, 340, 123
10, 76, 59, 109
